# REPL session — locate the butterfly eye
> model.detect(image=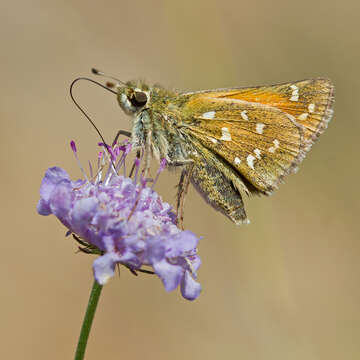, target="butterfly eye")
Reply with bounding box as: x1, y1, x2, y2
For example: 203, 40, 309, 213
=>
130, 91, 148, 107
